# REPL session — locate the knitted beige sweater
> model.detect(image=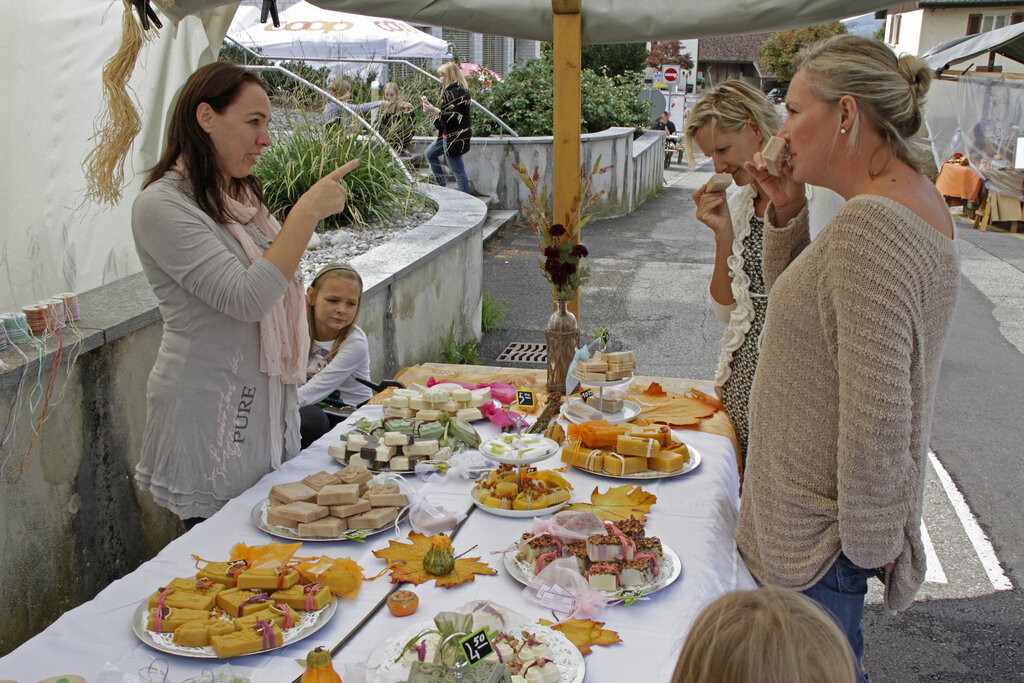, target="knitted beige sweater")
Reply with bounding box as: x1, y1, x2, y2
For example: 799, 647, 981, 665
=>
737, 195, 960, 612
